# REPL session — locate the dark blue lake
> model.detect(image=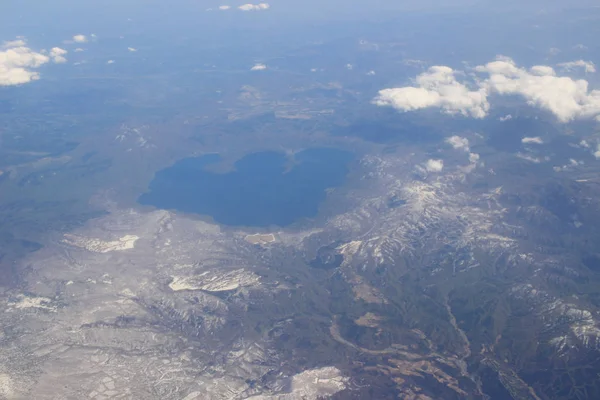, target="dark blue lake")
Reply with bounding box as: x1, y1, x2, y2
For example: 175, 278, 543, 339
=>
138, 148, 353, 227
